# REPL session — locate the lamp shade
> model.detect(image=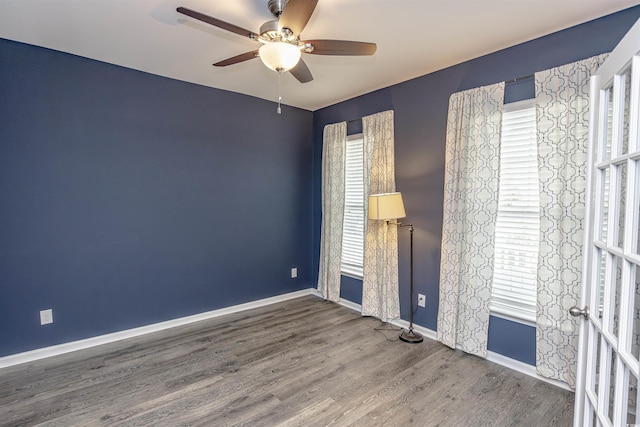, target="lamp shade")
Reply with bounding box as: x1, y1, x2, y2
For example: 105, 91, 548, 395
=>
368, 192, 406, 220
259, 42, 301, 72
